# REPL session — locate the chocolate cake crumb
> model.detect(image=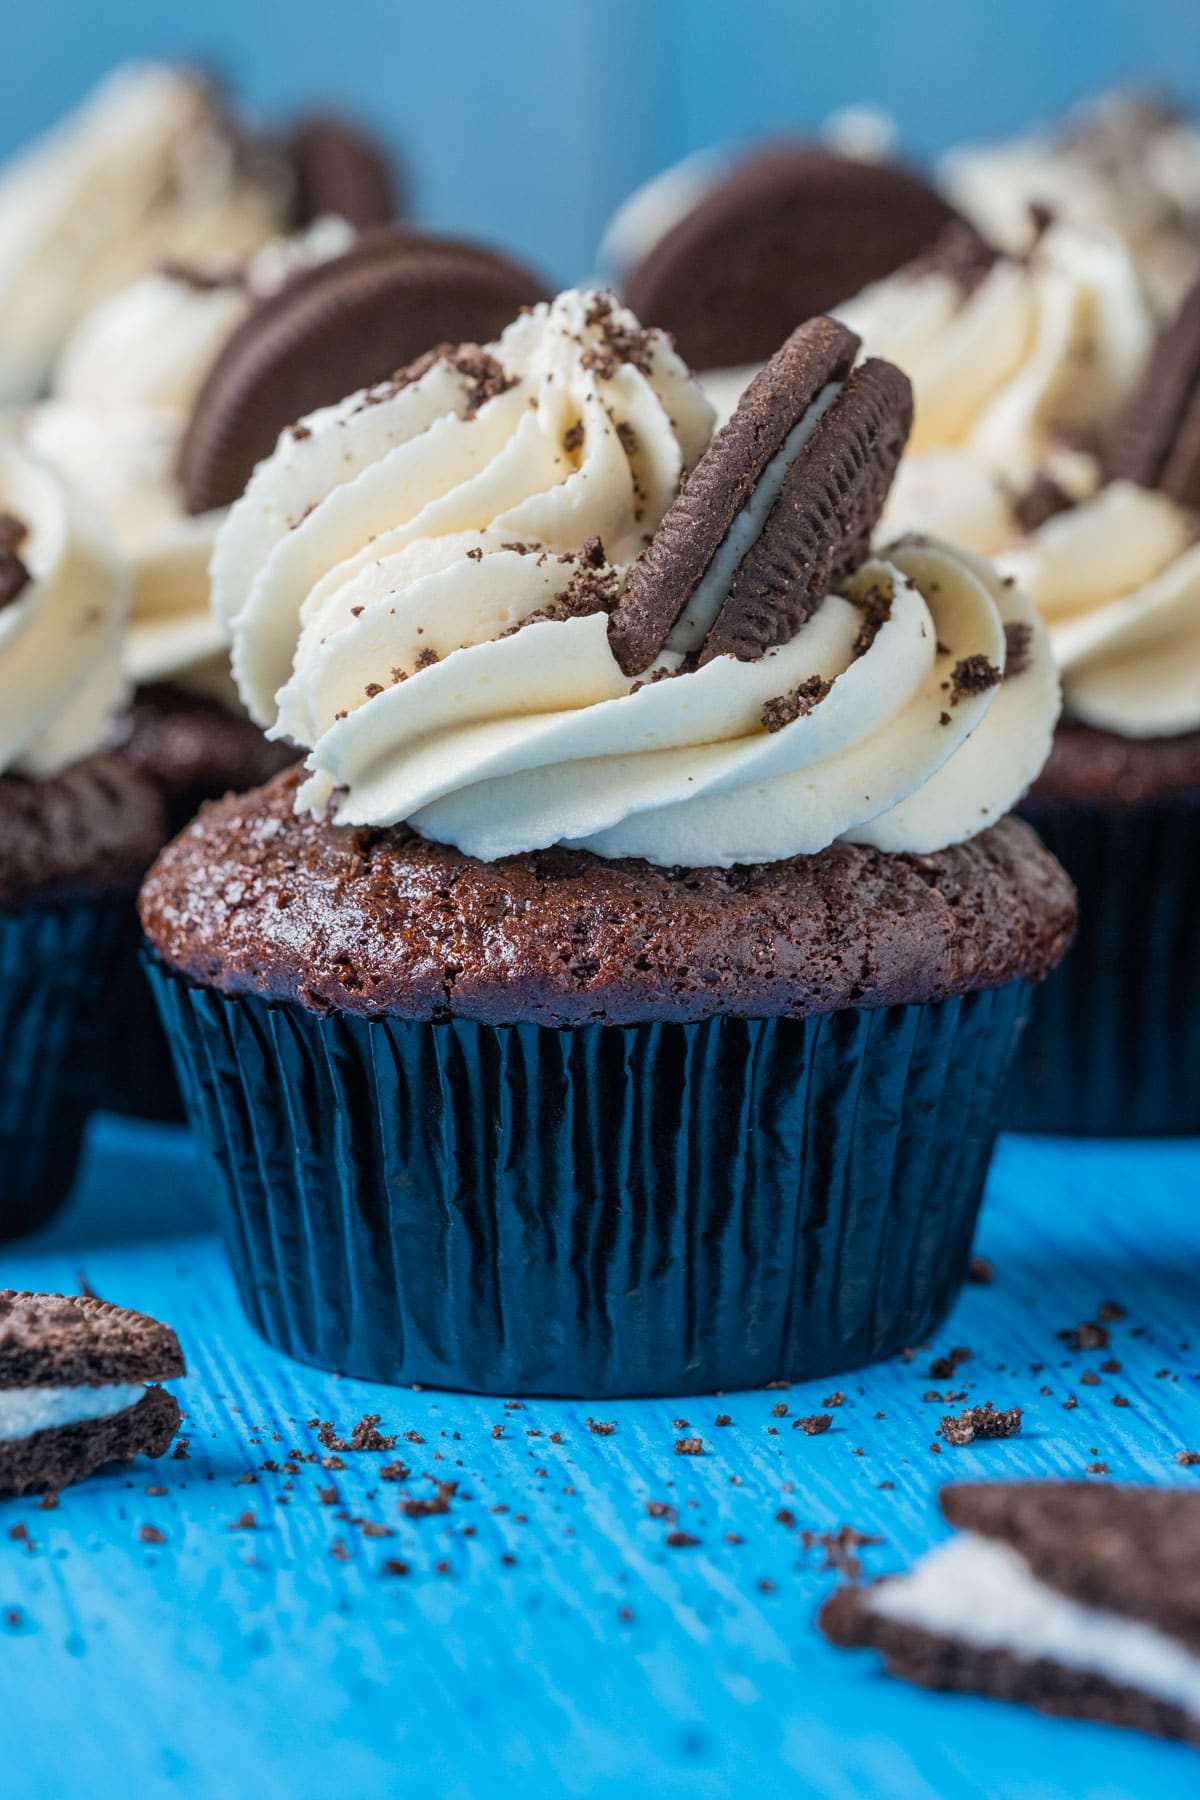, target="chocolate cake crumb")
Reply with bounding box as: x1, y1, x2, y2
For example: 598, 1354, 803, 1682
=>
675, 1438, 704, 1456
646, 1500, 677, 1521
1010, 472, 1074, 534
967, 1257, 995, 1285
0, 513, 31, 613
1112, 1394, 1131, 1408
796, 1414, 833, 1436
800, 1525, 883, 1579
1002, 621, 1034, 680
760, 674, 833, 733
950, 655, 1001, 705
1060, 1321, 1111, 1352
715, 1414, 732, 1427
229, 1511, 258, 1530
938, 1403, 1022, 1446
586, 1418, 616, 1436
665, 1530, 700, 1548
1176, 1451, 1200, 1467
382, 1559, 410, 1577
1097, 1301, 1126, 1322
850, 583, 892, 656
563, 419, 585, 453
1086, 1462, 1109, 1475
317, 1485, 339, 1505
823, 1393, 846, 1409
929, 1346, 973, 1380
139, 1524, 166, 1544
172, 1439, 191, 1460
